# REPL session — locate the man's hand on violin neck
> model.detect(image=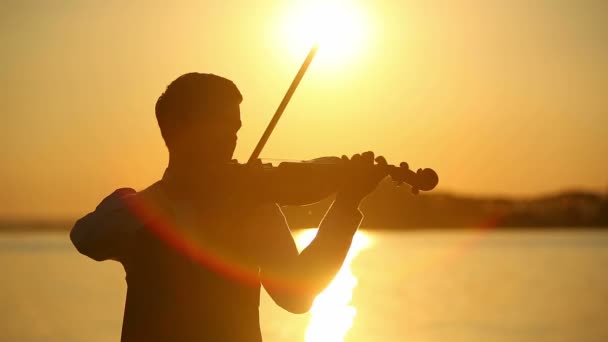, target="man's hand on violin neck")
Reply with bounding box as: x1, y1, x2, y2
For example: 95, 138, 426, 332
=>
336, 151, 388, 207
